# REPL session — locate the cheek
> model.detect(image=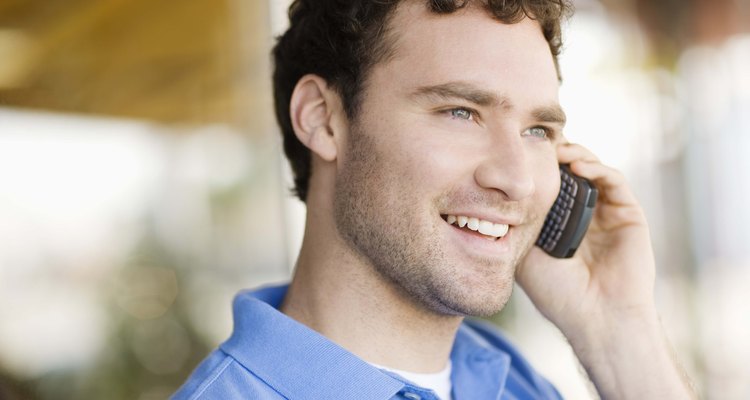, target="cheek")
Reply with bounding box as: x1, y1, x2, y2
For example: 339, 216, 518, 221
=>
535, 158, 562, 212
401, 125, 481, 181
350, 131, 437, 207
406, 147, 458, 182
382, 129, 464, 189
